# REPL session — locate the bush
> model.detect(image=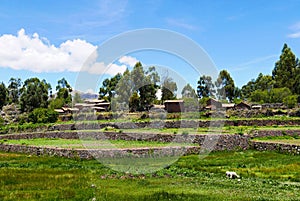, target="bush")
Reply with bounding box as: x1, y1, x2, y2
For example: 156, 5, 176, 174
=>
250, 87, 292, 103
49, 98, 65, 109
17, 113, 28, 125
28, 108, 58, 124
283, 95, 298, 109
0, 116, 5, 126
